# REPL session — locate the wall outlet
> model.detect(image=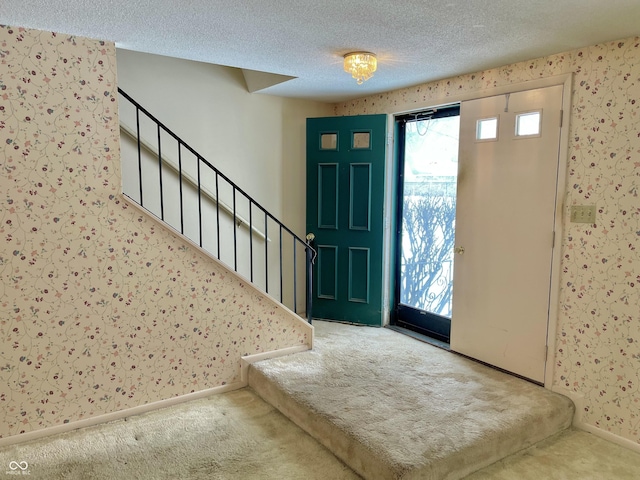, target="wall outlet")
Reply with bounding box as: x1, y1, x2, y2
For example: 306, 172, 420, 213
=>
570, 205, 596, 223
